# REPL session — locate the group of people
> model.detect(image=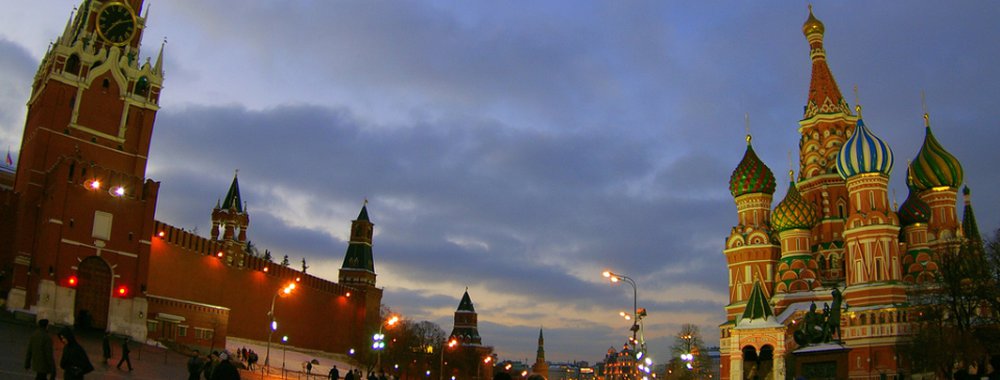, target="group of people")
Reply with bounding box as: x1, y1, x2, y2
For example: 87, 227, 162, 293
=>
24, 319, 93, 379
336, 367, 390, 380
186, 349, 242, 380
954, 356, 999, 380
234, 347, 259, 371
